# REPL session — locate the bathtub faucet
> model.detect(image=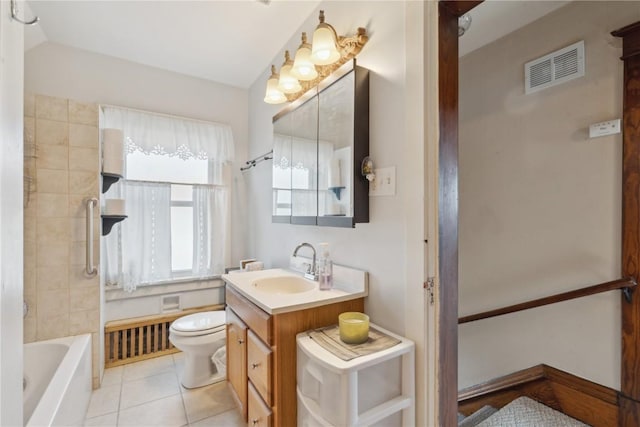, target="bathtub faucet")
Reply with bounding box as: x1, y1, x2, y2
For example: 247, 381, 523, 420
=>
293, 242, 317, 280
